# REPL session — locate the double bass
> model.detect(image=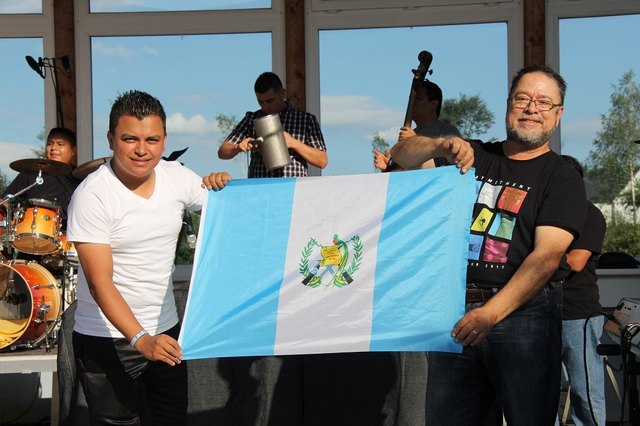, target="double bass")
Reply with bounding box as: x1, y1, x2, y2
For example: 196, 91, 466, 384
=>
386, 50, 433, 172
